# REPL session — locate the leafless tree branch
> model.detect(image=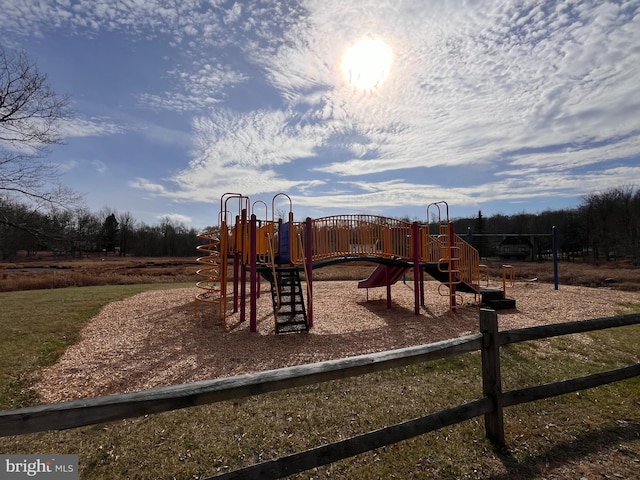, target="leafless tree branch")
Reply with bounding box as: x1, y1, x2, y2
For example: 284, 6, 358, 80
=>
0, 45, 78, 209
